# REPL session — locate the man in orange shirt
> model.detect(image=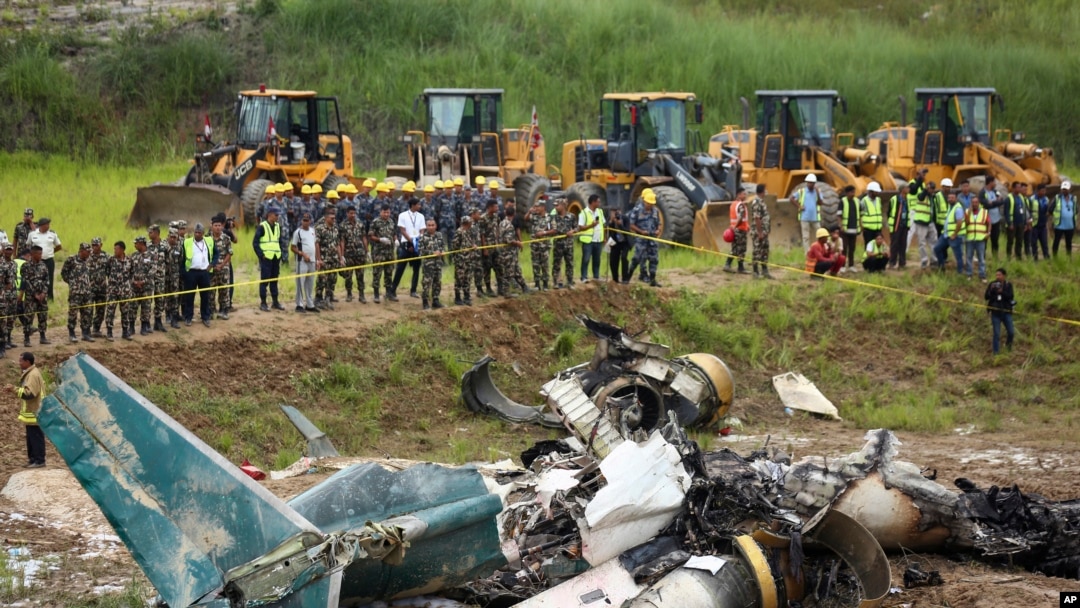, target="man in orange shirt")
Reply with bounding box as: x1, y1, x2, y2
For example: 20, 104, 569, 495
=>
806, 228, 845, 277
723, 187, 751, 274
